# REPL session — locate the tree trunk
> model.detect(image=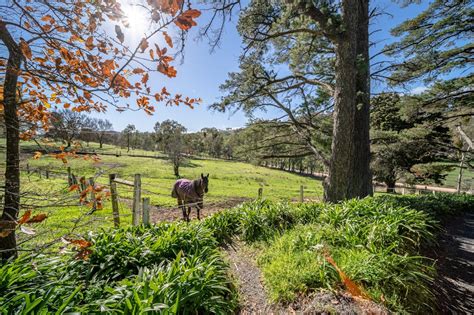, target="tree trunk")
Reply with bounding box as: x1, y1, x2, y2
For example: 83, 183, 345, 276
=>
0, 23, 22, 260
173, 163, 180, 178
324, 0, 372, 202
385, 179, 396, 194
